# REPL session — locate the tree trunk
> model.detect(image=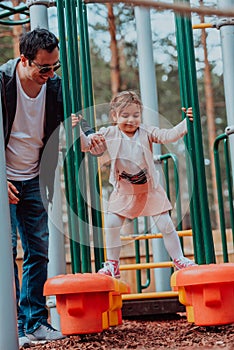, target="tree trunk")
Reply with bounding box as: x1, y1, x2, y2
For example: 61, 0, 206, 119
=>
107, 3, 121, 96
12, 0, 23, 58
